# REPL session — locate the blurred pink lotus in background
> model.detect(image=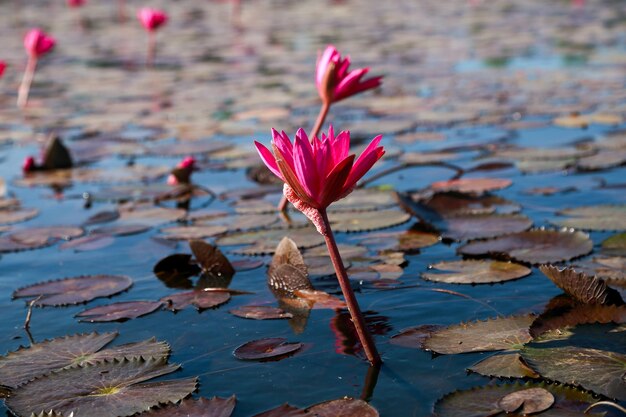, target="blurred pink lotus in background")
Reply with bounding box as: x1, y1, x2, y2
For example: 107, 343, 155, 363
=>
24, 29, 55, 58
66, 0, 86, 7
137, 7, 168, 32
